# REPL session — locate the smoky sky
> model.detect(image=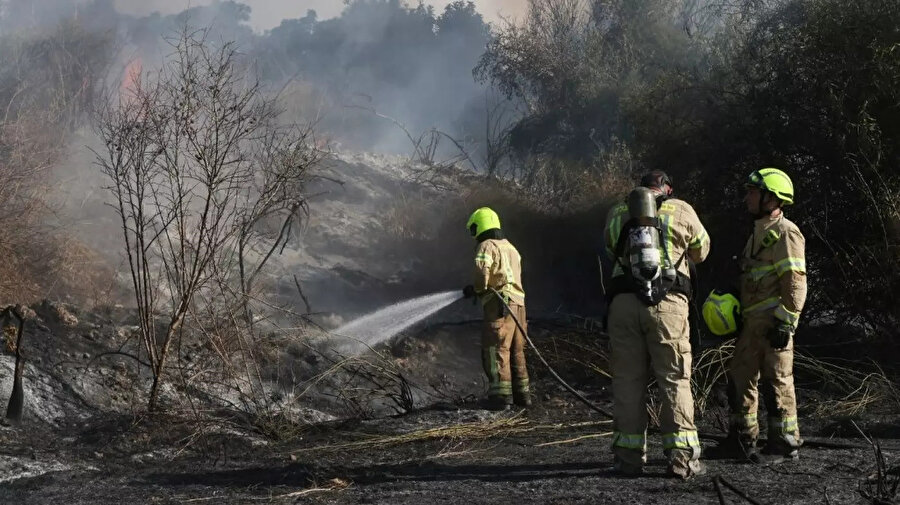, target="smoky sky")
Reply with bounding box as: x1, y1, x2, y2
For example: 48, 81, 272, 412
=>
114, 0, 528, 30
